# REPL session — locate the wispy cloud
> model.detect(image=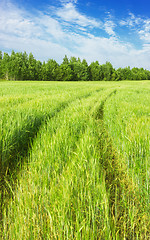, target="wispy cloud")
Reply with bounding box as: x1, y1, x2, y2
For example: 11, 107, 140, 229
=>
0, 0, 72, 60
119, 12, 150, 49
0, 0, 43, 39
55, 2, 101, 28
103, 13, 116, 36
104, 20, 116, 36
0, 0, 150, 69
60, 0, 78, 3
120, 13, 142, 27
138, 19, 150, 43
